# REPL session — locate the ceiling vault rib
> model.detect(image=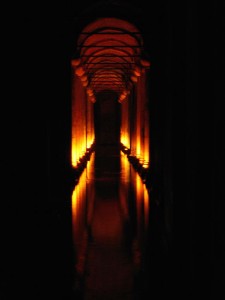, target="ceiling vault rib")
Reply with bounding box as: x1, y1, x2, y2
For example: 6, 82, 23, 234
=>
73, 18, 150, 102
